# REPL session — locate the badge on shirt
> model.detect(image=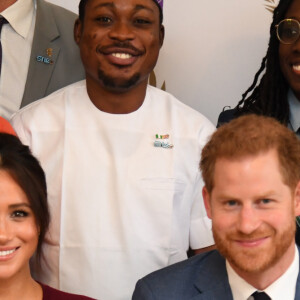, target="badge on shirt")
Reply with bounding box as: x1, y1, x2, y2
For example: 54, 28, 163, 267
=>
36, 48, 54, 65
154, 134, 174, 149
